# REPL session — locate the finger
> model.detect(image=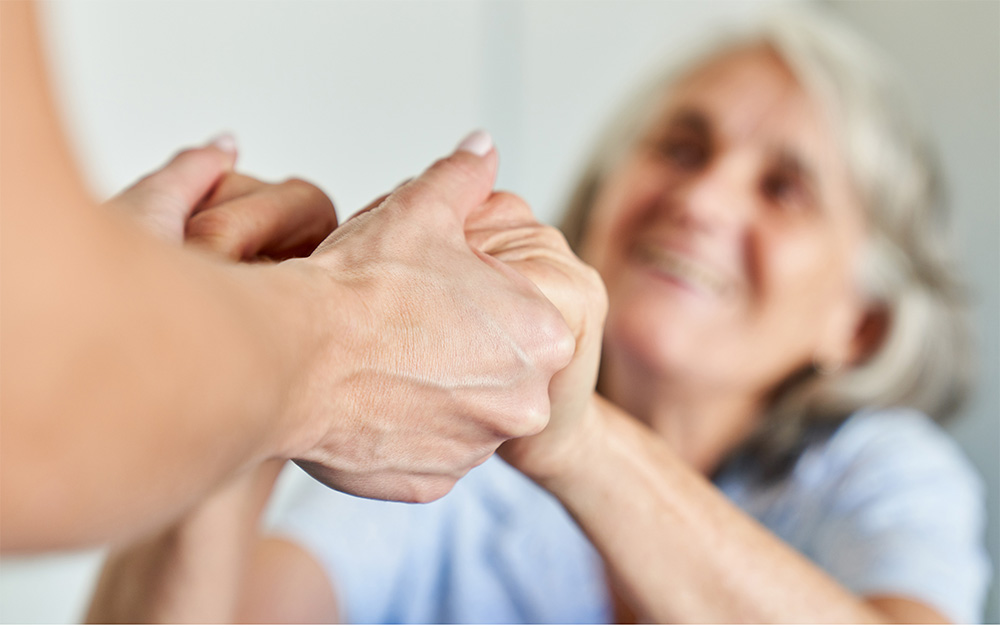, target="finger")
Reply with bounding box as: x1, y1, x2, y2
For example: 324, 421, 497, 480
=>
464, 191, 551, 258
392, 130, 499, 225
117, 138, 238, 223
464, 192, 599, 338
186, 178, 338, 261
198, 172, 269, 212
466, 190, 538, 232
